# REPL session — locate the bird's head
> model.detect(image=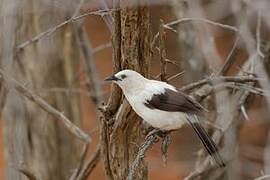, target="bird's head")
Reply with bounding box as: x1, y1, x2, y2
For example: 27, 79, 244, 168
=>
105, 69, 146, 93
